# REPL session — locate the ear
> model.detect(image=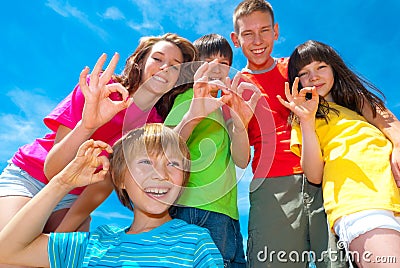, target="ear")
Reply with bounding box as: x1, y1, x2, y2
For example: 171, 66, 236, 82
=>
273, 23, 279, 41
230, 32, 240, 48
